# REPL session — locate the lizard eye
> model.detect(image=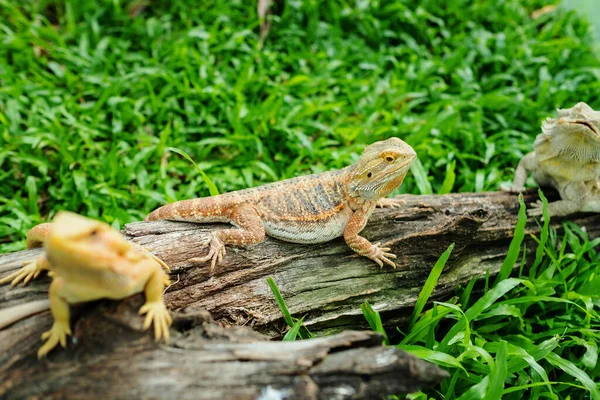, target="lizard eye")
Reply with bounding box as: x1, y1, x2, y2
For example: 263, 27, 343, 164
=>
385, 156, 395, 163
90, 229, 98, 237
367, 172, 373, 178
